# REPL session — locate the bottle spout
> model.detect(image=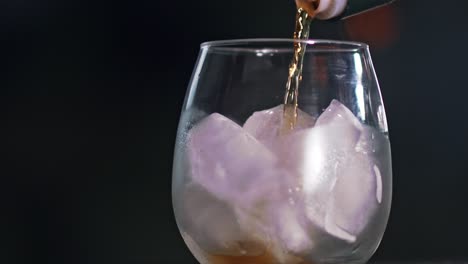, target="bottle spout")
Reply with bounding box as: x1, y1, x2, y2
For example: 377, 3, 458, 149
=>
295, 0, 348, 19
295, 0, 320, 17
